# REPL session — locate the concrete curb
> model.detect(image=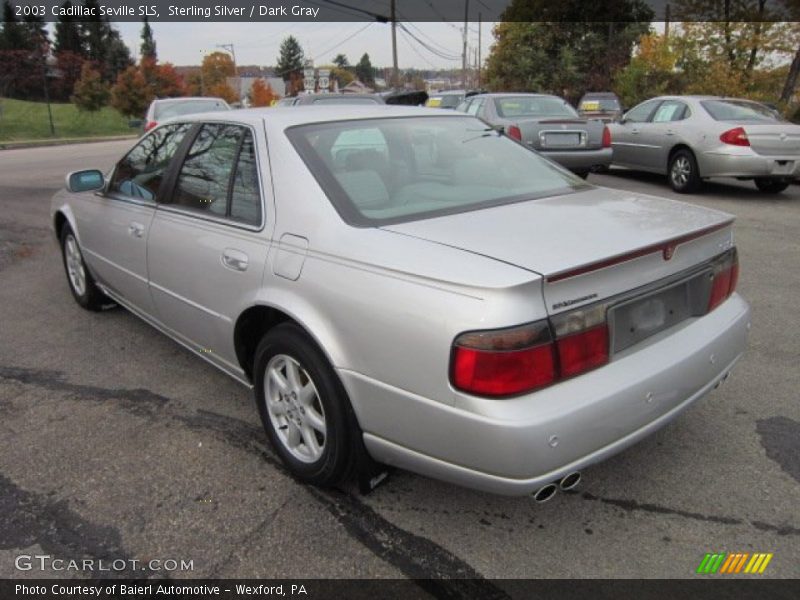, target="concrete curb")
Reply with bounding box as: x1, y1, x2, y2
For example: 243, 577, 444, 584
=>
0, 135, 138, 150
